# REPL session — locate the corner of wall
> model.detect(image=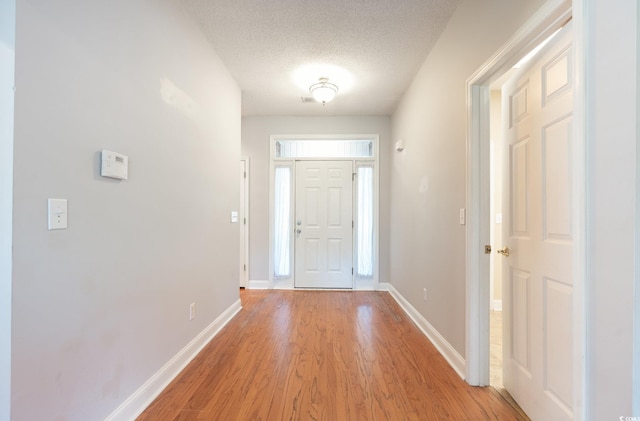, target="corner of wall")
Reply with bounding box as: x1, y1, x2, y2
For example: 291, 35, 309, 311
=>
380, 283, 466, 379
105, 300, 242, 421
